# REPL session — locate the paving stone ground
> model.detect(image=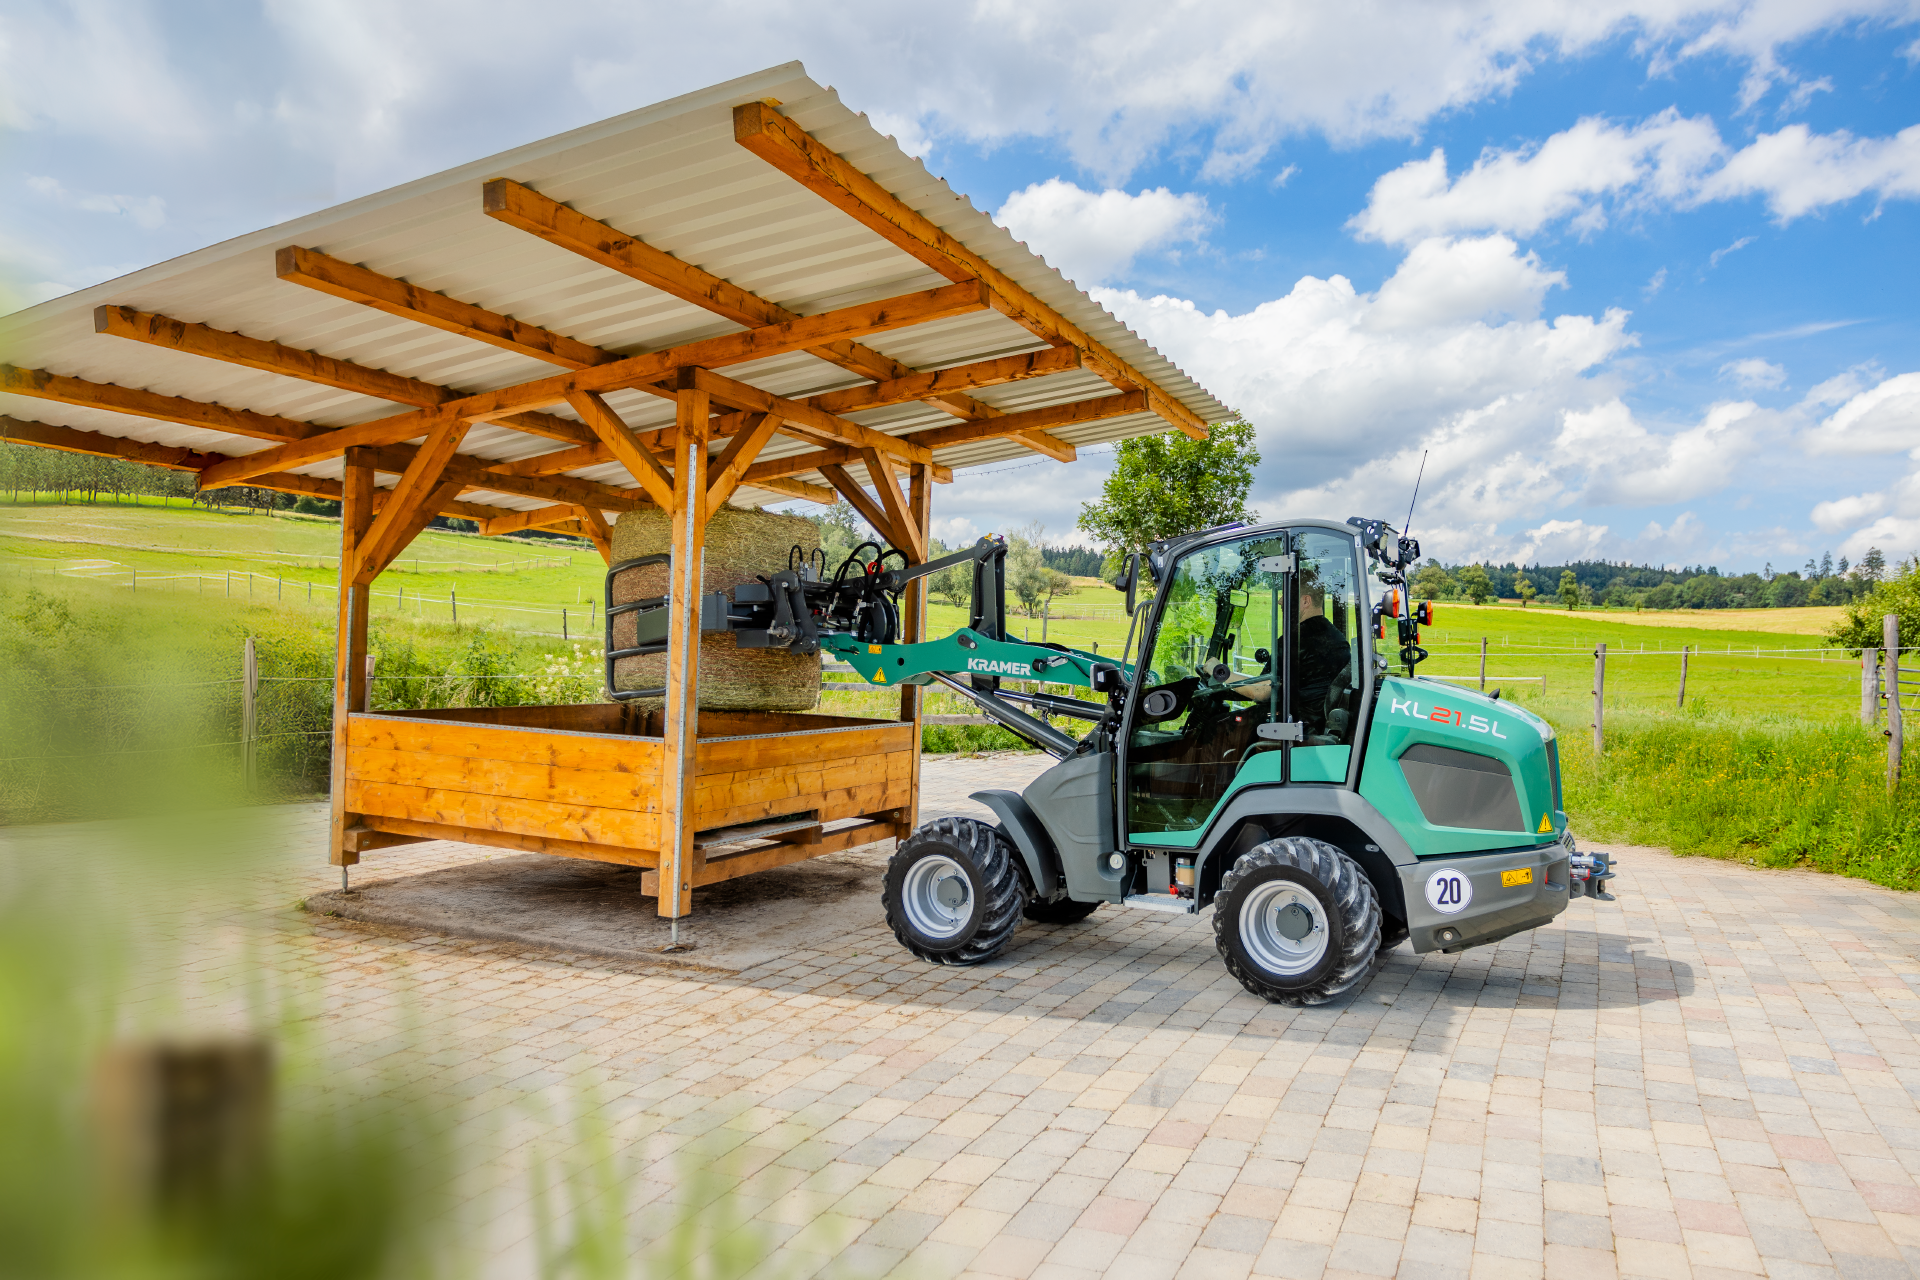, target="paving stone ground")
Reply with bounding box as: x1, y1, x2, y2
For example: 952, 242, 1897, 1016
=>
17, 751, 1920, 1279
